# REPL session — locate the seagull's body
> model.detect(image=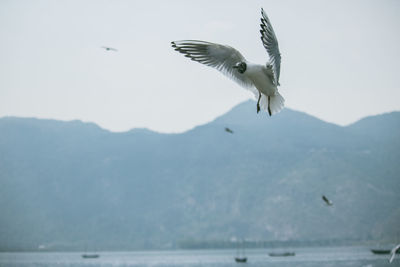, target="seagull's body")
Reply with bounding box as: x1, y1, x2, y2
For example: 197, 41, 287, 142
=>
172, 8, 284, 116
389, 244, 400, 263
322, 195, 333, 206
246, 63, 276, 95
